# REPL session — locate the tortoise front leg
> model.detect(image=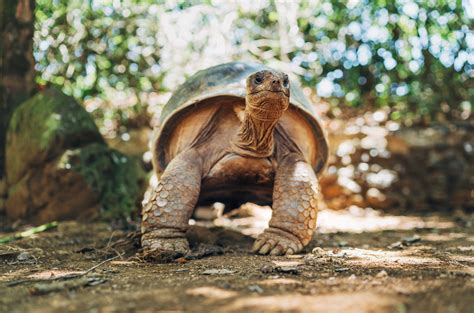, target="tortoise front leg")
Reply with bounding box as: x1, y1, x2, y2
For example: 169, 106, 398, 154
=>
141, 149, 202, 259
253, 153, 320, 255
